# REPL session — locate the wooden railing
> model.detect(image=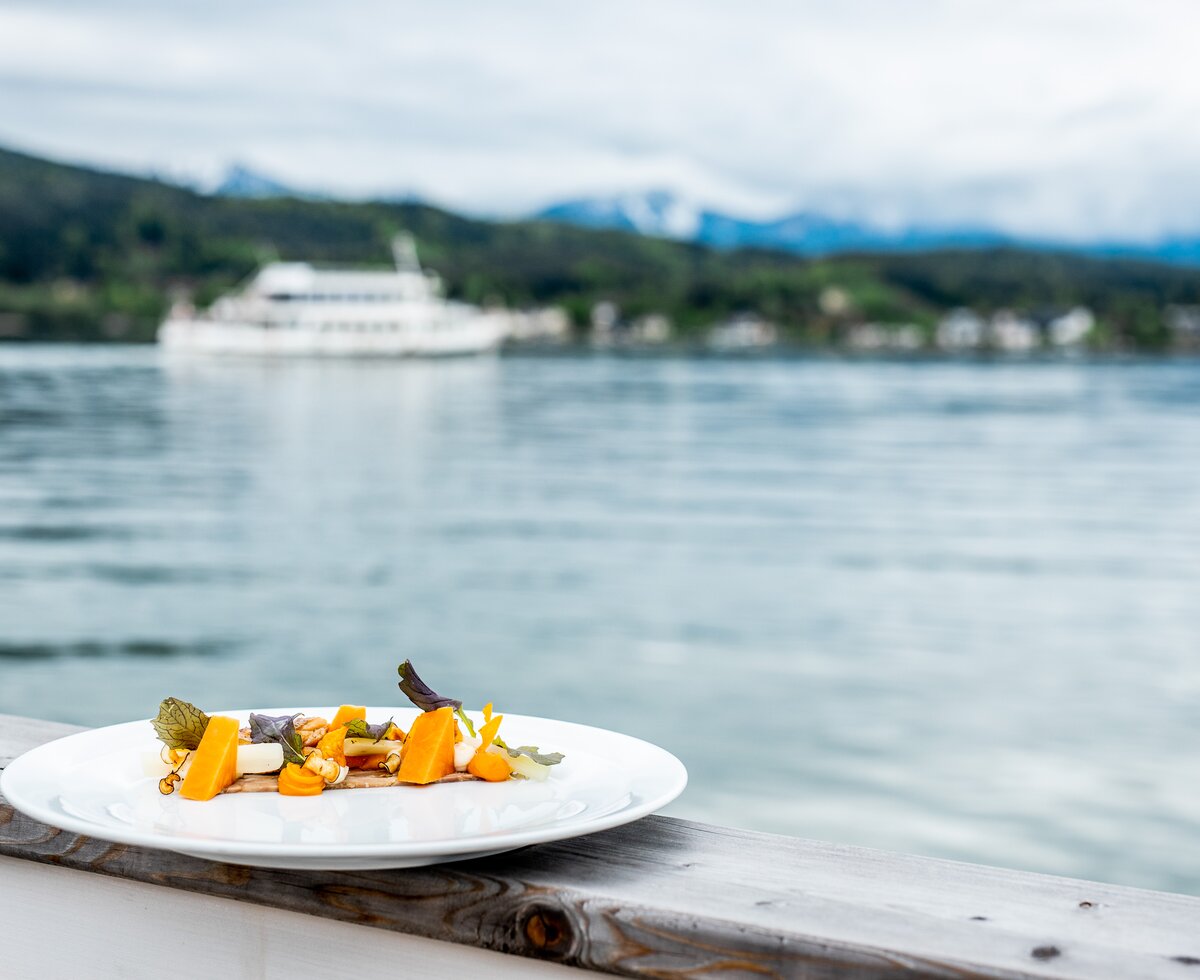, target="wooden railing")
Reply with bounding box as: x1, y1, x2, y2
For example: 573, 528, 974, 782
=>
2, 714, 1198, 978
